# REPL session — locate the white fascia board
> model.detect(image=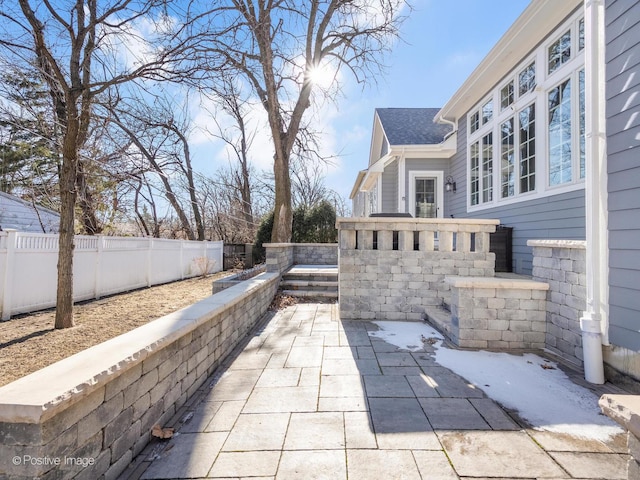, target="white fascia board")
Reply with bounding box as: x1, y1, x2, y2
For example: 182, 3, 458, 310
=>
361, 153, 394, 191
389, 134, 457, 158
435, 0, 581, 122
368, 112, 387, 167
349, 170, 368, 199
